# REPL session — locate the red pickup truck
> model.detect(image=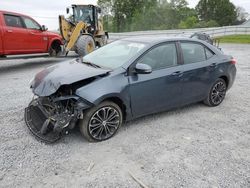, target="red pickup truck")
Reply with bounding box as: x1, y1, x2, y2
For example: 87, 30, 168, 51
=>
0, 10, 63, 57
